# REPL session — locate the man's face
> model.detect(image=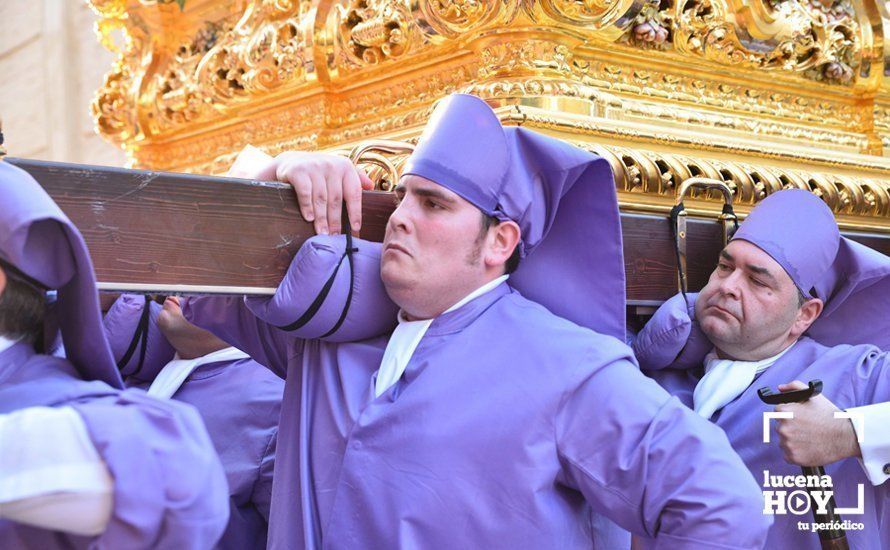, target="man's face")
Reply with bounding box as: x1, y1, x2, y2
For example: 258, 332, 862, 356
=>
695, 240, 802, 359
0, 265, 6, 299
380, 175, 491, 319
